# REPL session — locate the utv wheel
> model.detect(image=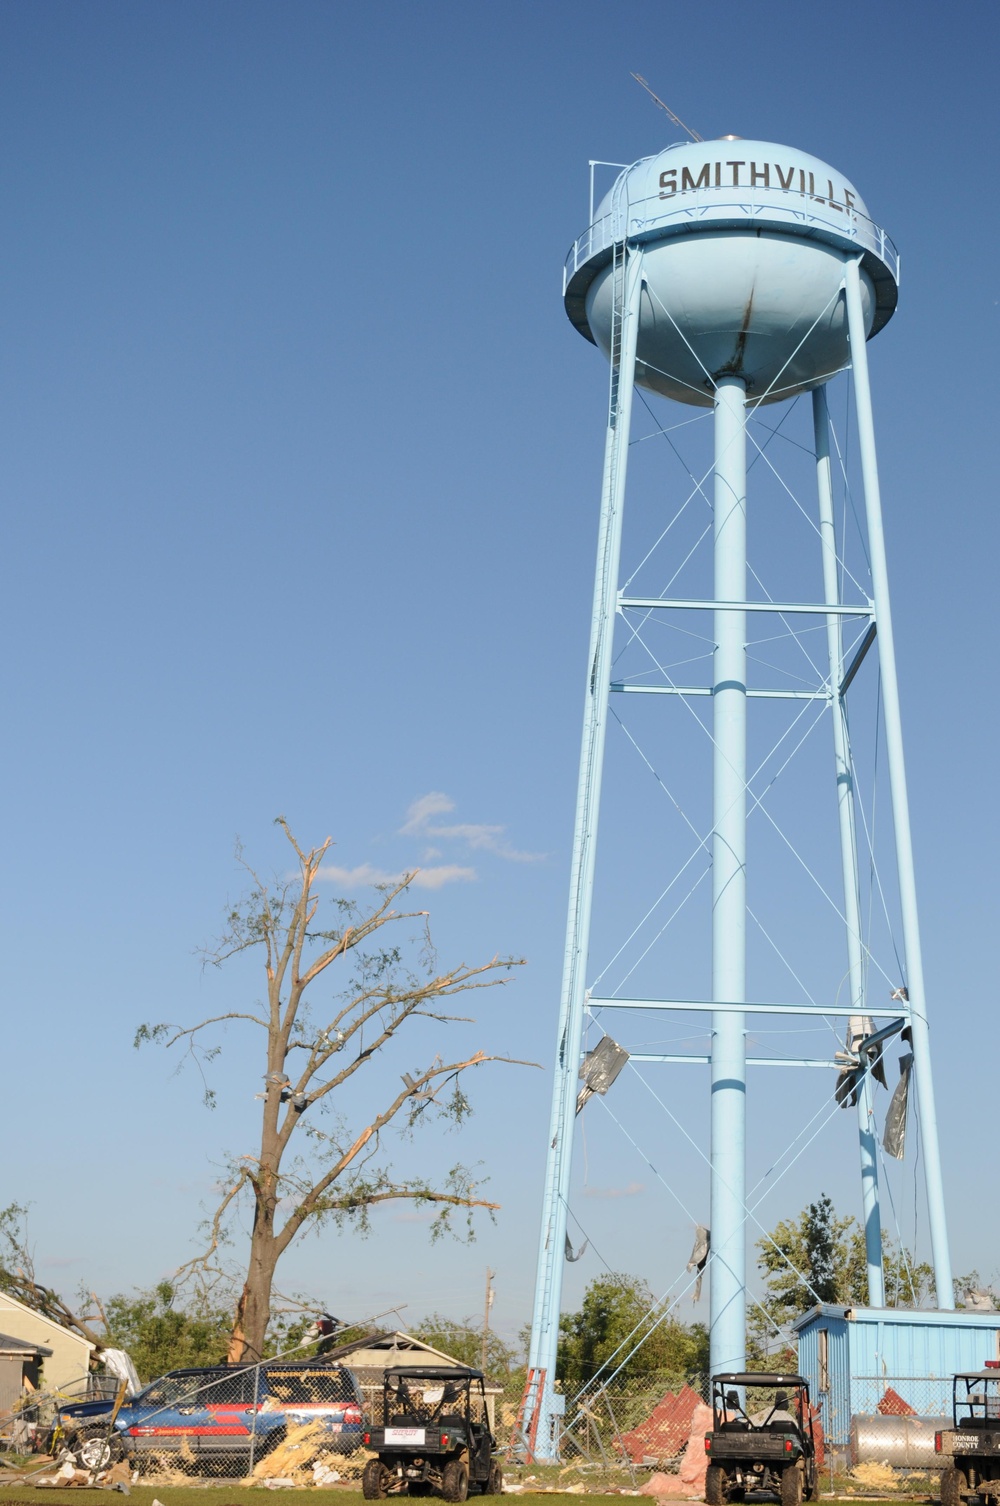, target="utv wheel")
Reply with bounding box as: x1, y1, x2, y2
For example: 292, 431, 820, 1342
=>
781, 1465, 804, 1506
363, 1458, 390, 1500
705, 1464, 728, 1506
804, 1463, 821, 1501
482, 1463, 503, 1496
442, 1460, 469, 1503
941, 1467, 967, 1506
